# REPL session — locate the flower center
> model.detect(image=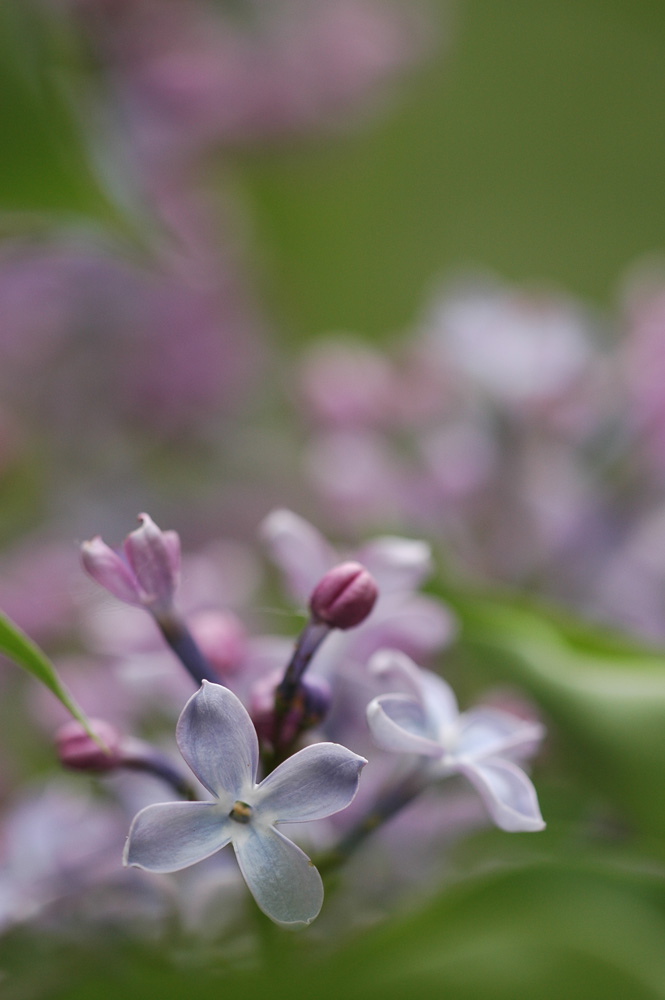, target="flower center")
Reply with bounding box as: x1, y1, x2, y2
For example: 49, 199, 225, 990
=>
229, 800, 253, 824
